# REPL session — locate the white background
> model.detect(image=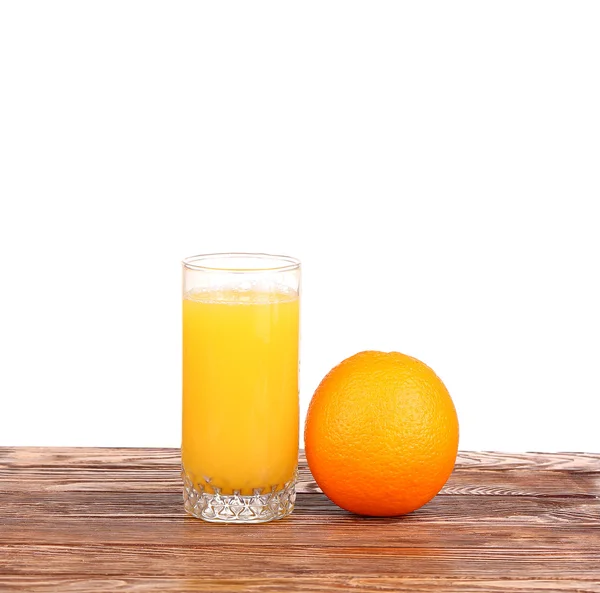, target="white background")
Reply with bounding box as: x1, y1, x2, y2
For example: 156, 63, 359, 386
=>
1, 2, 599, 452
